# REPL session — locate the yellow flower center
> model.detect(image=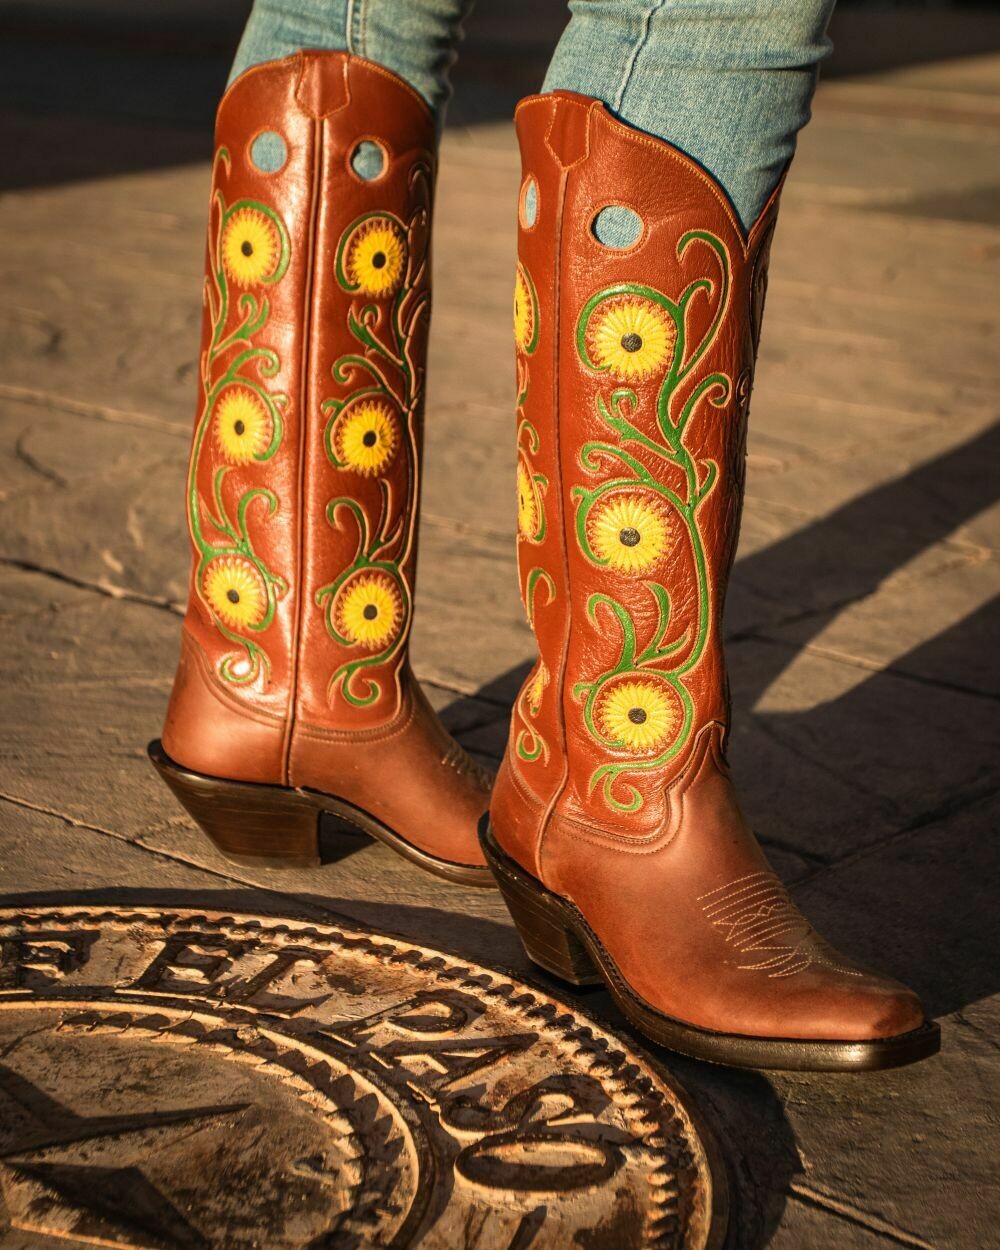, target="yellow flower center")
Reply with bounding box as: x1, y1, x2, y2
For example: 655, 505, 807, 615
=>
513, 266, 535, 353
527, 662, 548, 713
215, 388, 273, 463
517, 459, 539, 539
